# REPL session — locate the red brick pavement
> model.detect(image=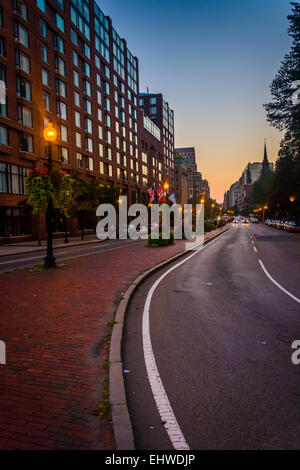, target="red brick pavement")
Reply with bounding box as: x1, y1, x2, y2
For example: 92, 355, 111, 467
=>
0, 240, 186, 450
